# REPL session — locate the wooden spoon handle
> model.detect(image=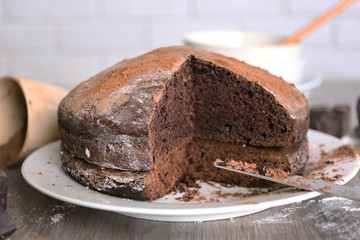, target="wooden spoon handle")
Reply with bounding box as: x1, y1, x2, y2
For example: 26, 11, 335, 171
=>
282, 0, 356, 45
